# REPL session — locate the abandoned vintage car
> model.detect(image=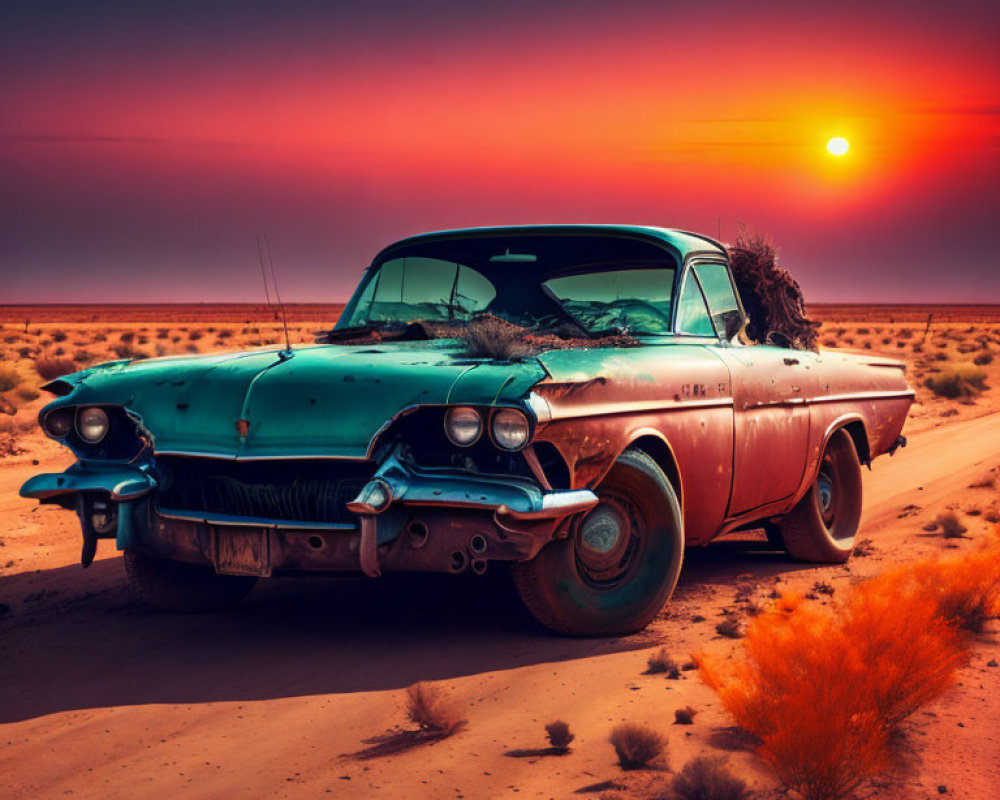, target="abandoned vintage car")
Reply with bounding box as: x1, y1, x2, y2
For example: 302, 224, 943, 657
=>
21, 225, 913, 635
